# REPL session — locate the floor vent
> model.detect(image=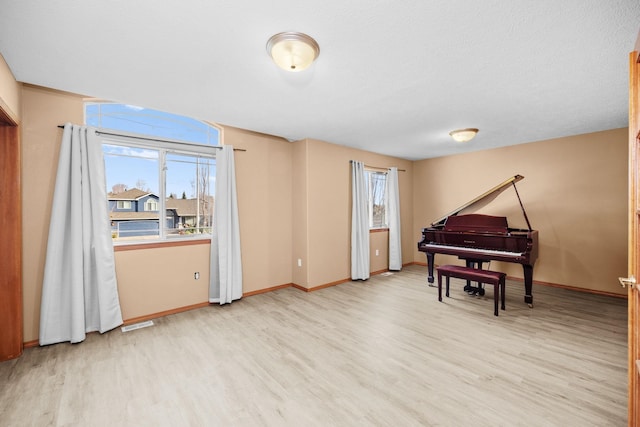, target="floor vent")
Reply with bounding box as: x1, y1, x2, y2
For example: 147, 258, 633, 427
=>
121, 320, 154, 333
